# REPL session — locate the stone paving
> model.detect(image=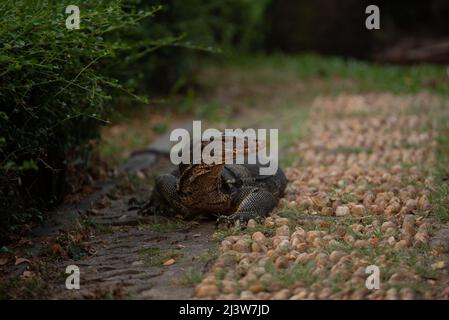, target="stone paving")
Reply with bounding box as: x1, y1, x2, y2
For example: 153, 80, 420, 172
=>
193, 93, 449, 300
